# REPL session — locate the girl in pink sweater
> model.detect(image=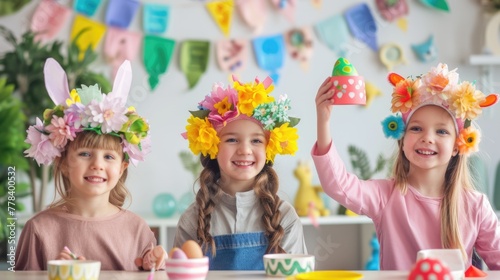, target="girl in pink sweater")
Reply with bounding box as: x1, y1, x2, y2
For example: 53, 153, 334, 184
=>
15, 58, 165, 271
312, 62, 500, 270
